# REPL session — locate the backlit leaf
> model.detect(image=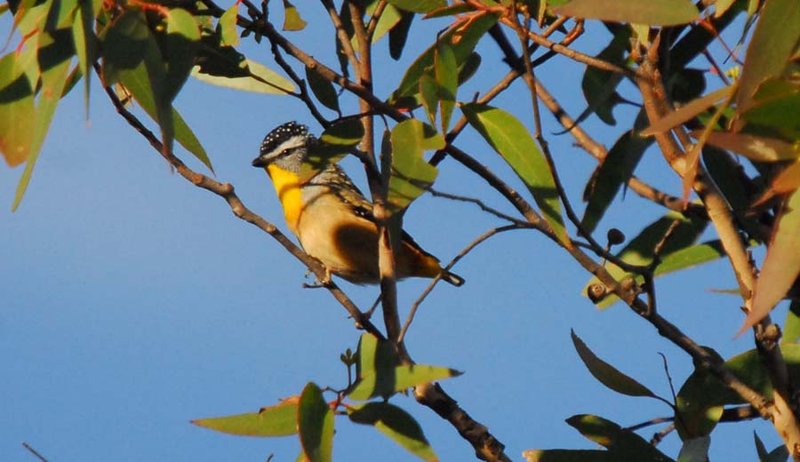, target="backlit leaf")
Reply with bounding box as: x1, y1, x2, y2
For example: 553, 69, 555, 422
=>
165, 8, 200, 101
741, 189, 800, 333
219, 3, 239, 46
783, 301, 800, 345
462, 103, 567, 244
566, 415, 672, 461
702, 132, 798, 162
388, 0, 446, 13
298, 383, 334, 462
386, 119, 442, 214
554, 0, 699, 26
349, 364, 461, 401
192, 398, 299, 437
191, 59, 295, 94
735, 0, 800, 115
282, 0, 307, 31
434, 41, 456, 133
